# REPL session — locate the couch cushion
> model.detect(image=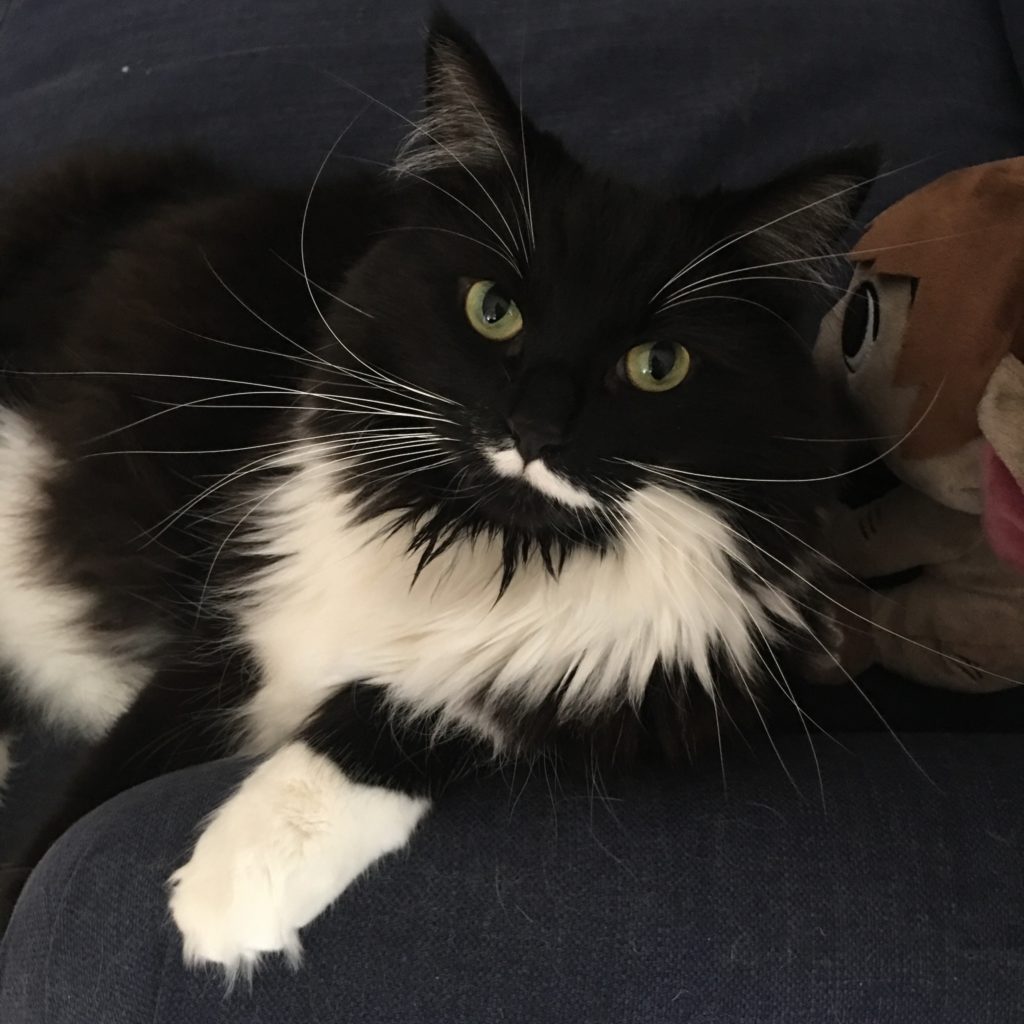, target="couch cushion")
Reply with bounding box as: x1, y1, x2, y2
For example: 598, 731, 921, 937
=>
0, 0, 1021, 217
